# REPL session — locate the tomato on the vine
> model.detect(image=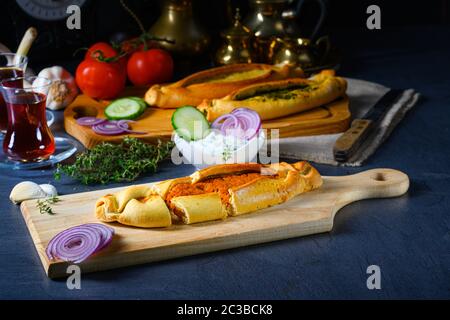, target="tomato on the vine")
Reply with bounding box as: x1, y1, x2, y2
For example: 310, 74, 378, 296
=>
85, 42, 118, 61
76, 59, 126, 100
85, 42, 128, 72
127, 49, 174, 87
